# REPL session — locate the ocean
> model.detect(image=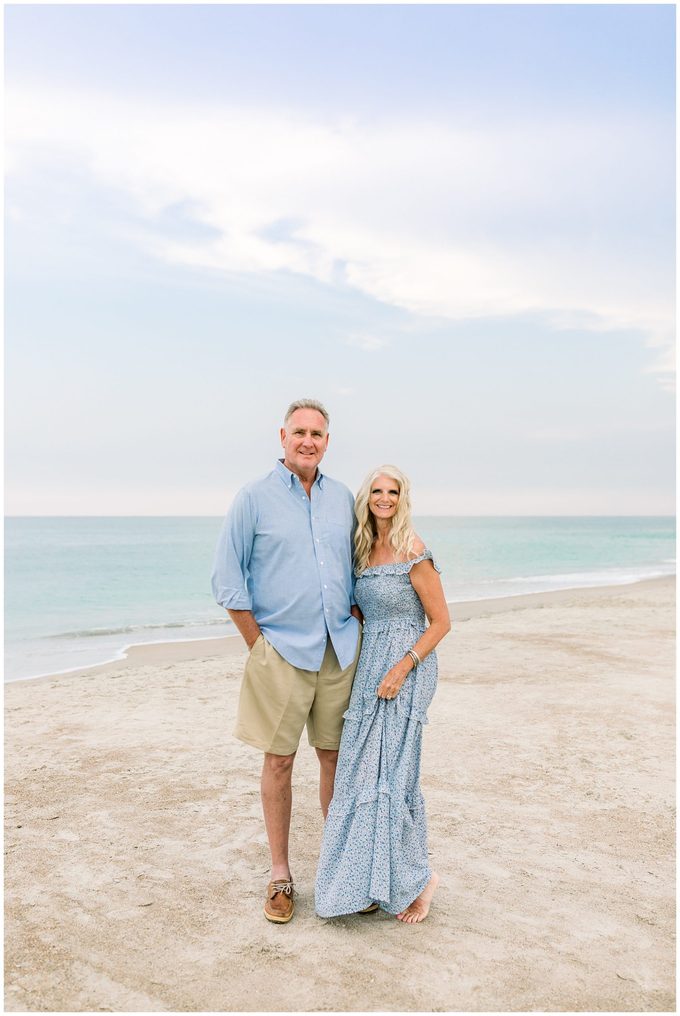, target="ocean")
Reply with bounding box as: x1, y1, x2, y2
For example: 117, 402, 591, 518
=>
4, 516, 675, 682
